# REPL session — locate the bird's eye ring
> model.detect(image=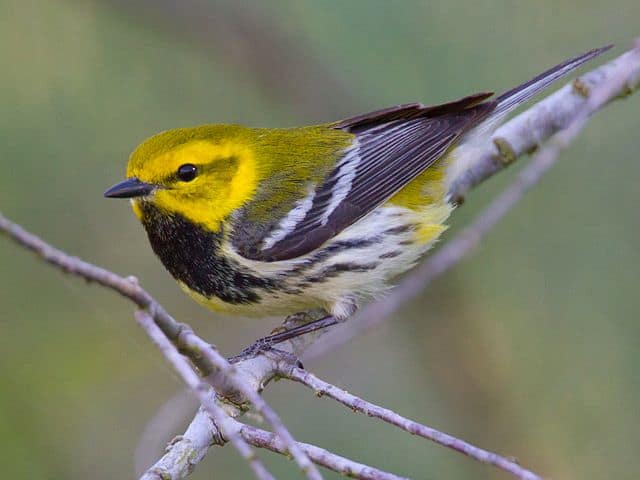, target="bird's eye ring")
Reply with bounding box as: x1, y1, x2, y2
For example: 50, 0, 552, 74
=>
177, 164, 198, 182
